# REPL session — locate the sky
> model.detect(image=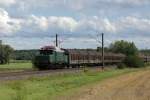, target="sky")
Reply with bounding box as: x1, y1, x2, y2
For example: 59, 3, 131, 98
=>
0, 0, 150, 50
